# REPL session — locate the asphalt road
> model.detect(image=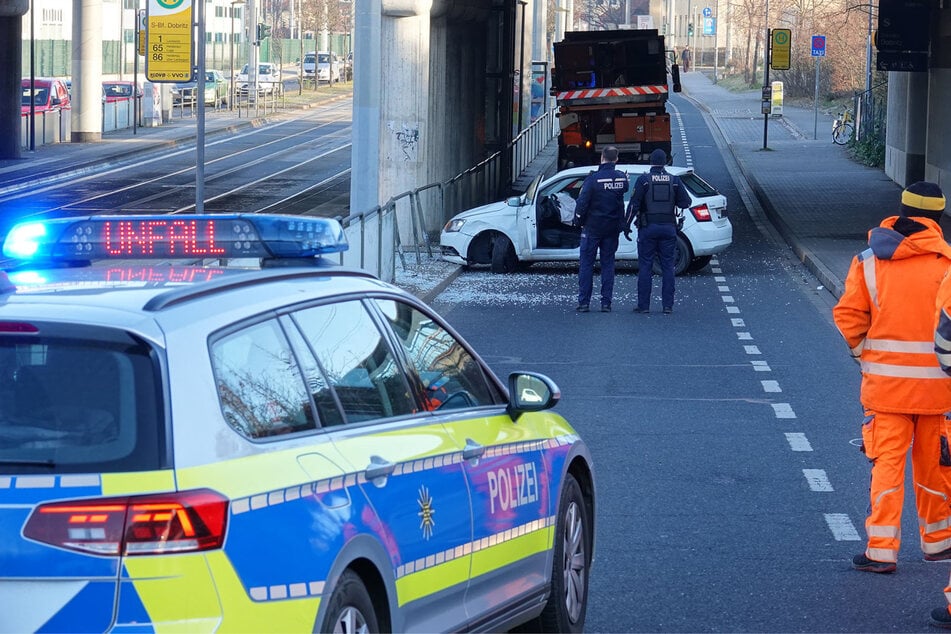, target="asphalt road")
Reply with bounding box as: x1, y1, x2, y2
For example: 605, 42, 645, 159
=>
426, 92, 946, 632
